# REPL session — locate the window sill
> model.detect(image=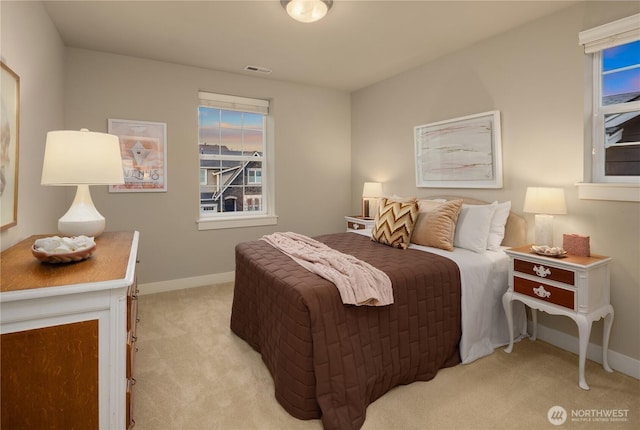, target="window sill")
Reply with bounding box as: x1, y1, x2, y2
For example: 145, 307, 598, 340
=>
196, 214, 278, 230
576, 182, 640, 202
